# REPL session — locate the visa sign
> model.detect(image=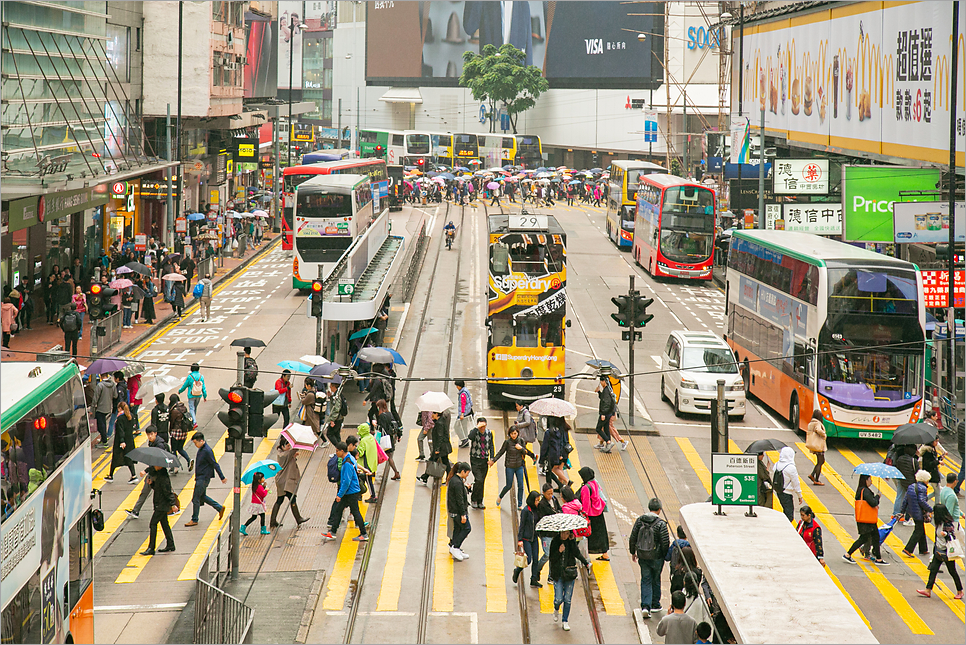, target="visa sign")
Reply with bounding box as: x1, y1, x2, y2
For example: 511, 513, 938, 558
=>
842, 166, 942, 243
